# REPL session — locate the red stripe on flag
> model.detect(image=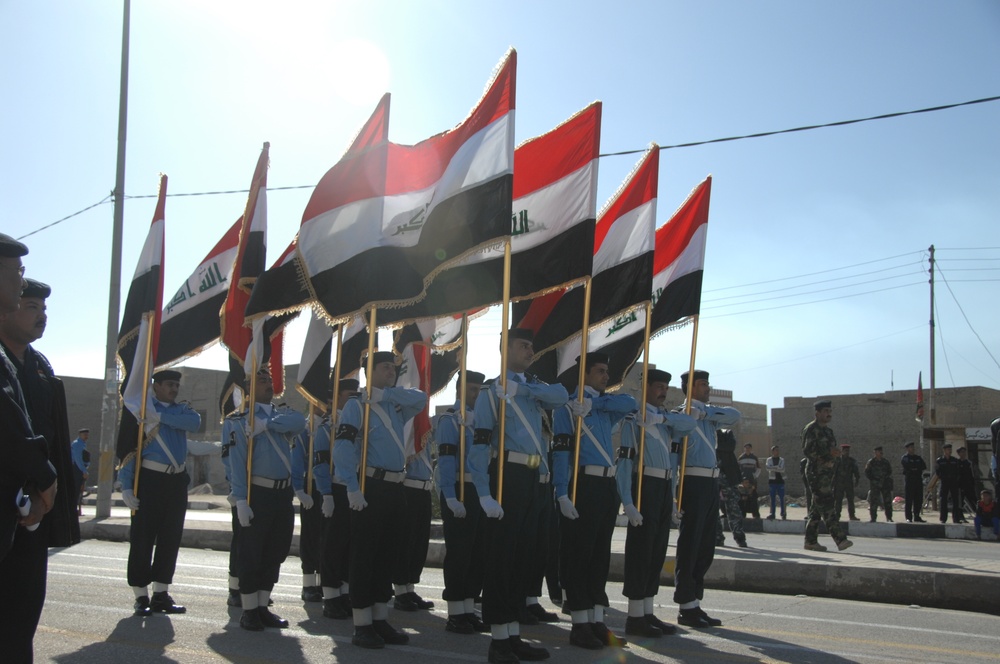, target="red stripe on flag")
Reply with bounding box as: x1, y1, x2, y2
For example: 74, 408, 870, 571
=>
655, 176, 712, 275
594, 148, 658, 251
513, 101, 600, 198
